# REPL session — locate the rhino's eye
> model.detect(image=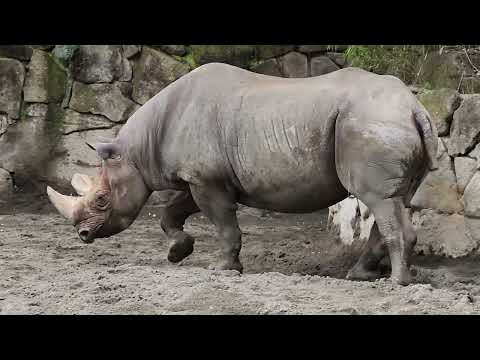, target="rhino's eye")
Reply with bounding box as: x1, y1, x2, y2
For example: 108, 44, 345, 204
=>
95, 194, 110, 210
